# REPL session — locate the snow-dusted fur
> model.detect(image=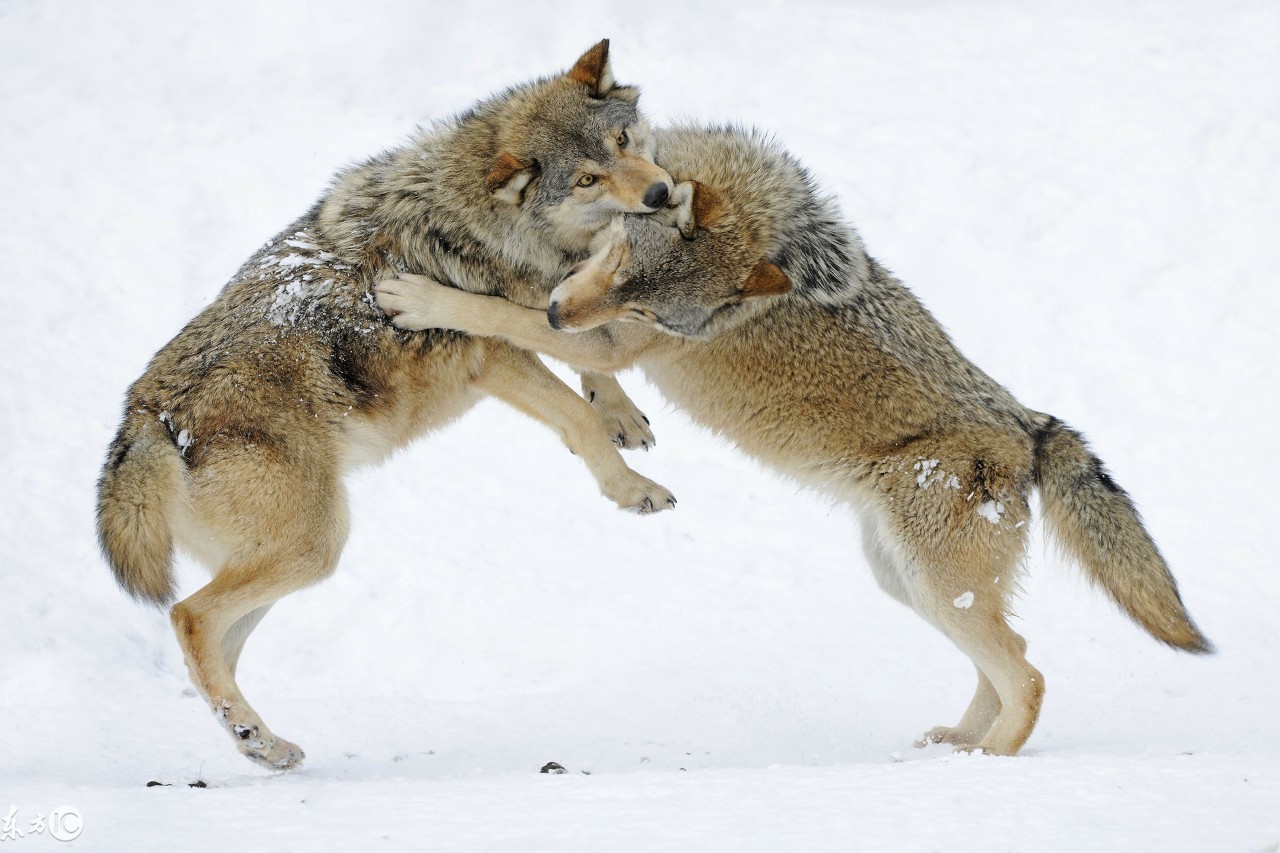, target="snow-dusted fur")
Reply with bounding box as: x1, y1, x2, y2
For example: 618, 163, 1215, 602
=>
95, 41, 676, 770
